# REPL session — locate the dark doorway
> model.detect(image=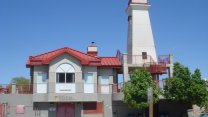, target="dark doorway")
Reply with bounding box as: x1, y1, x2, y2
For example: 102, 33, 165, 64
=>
56, 103, 75, 117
